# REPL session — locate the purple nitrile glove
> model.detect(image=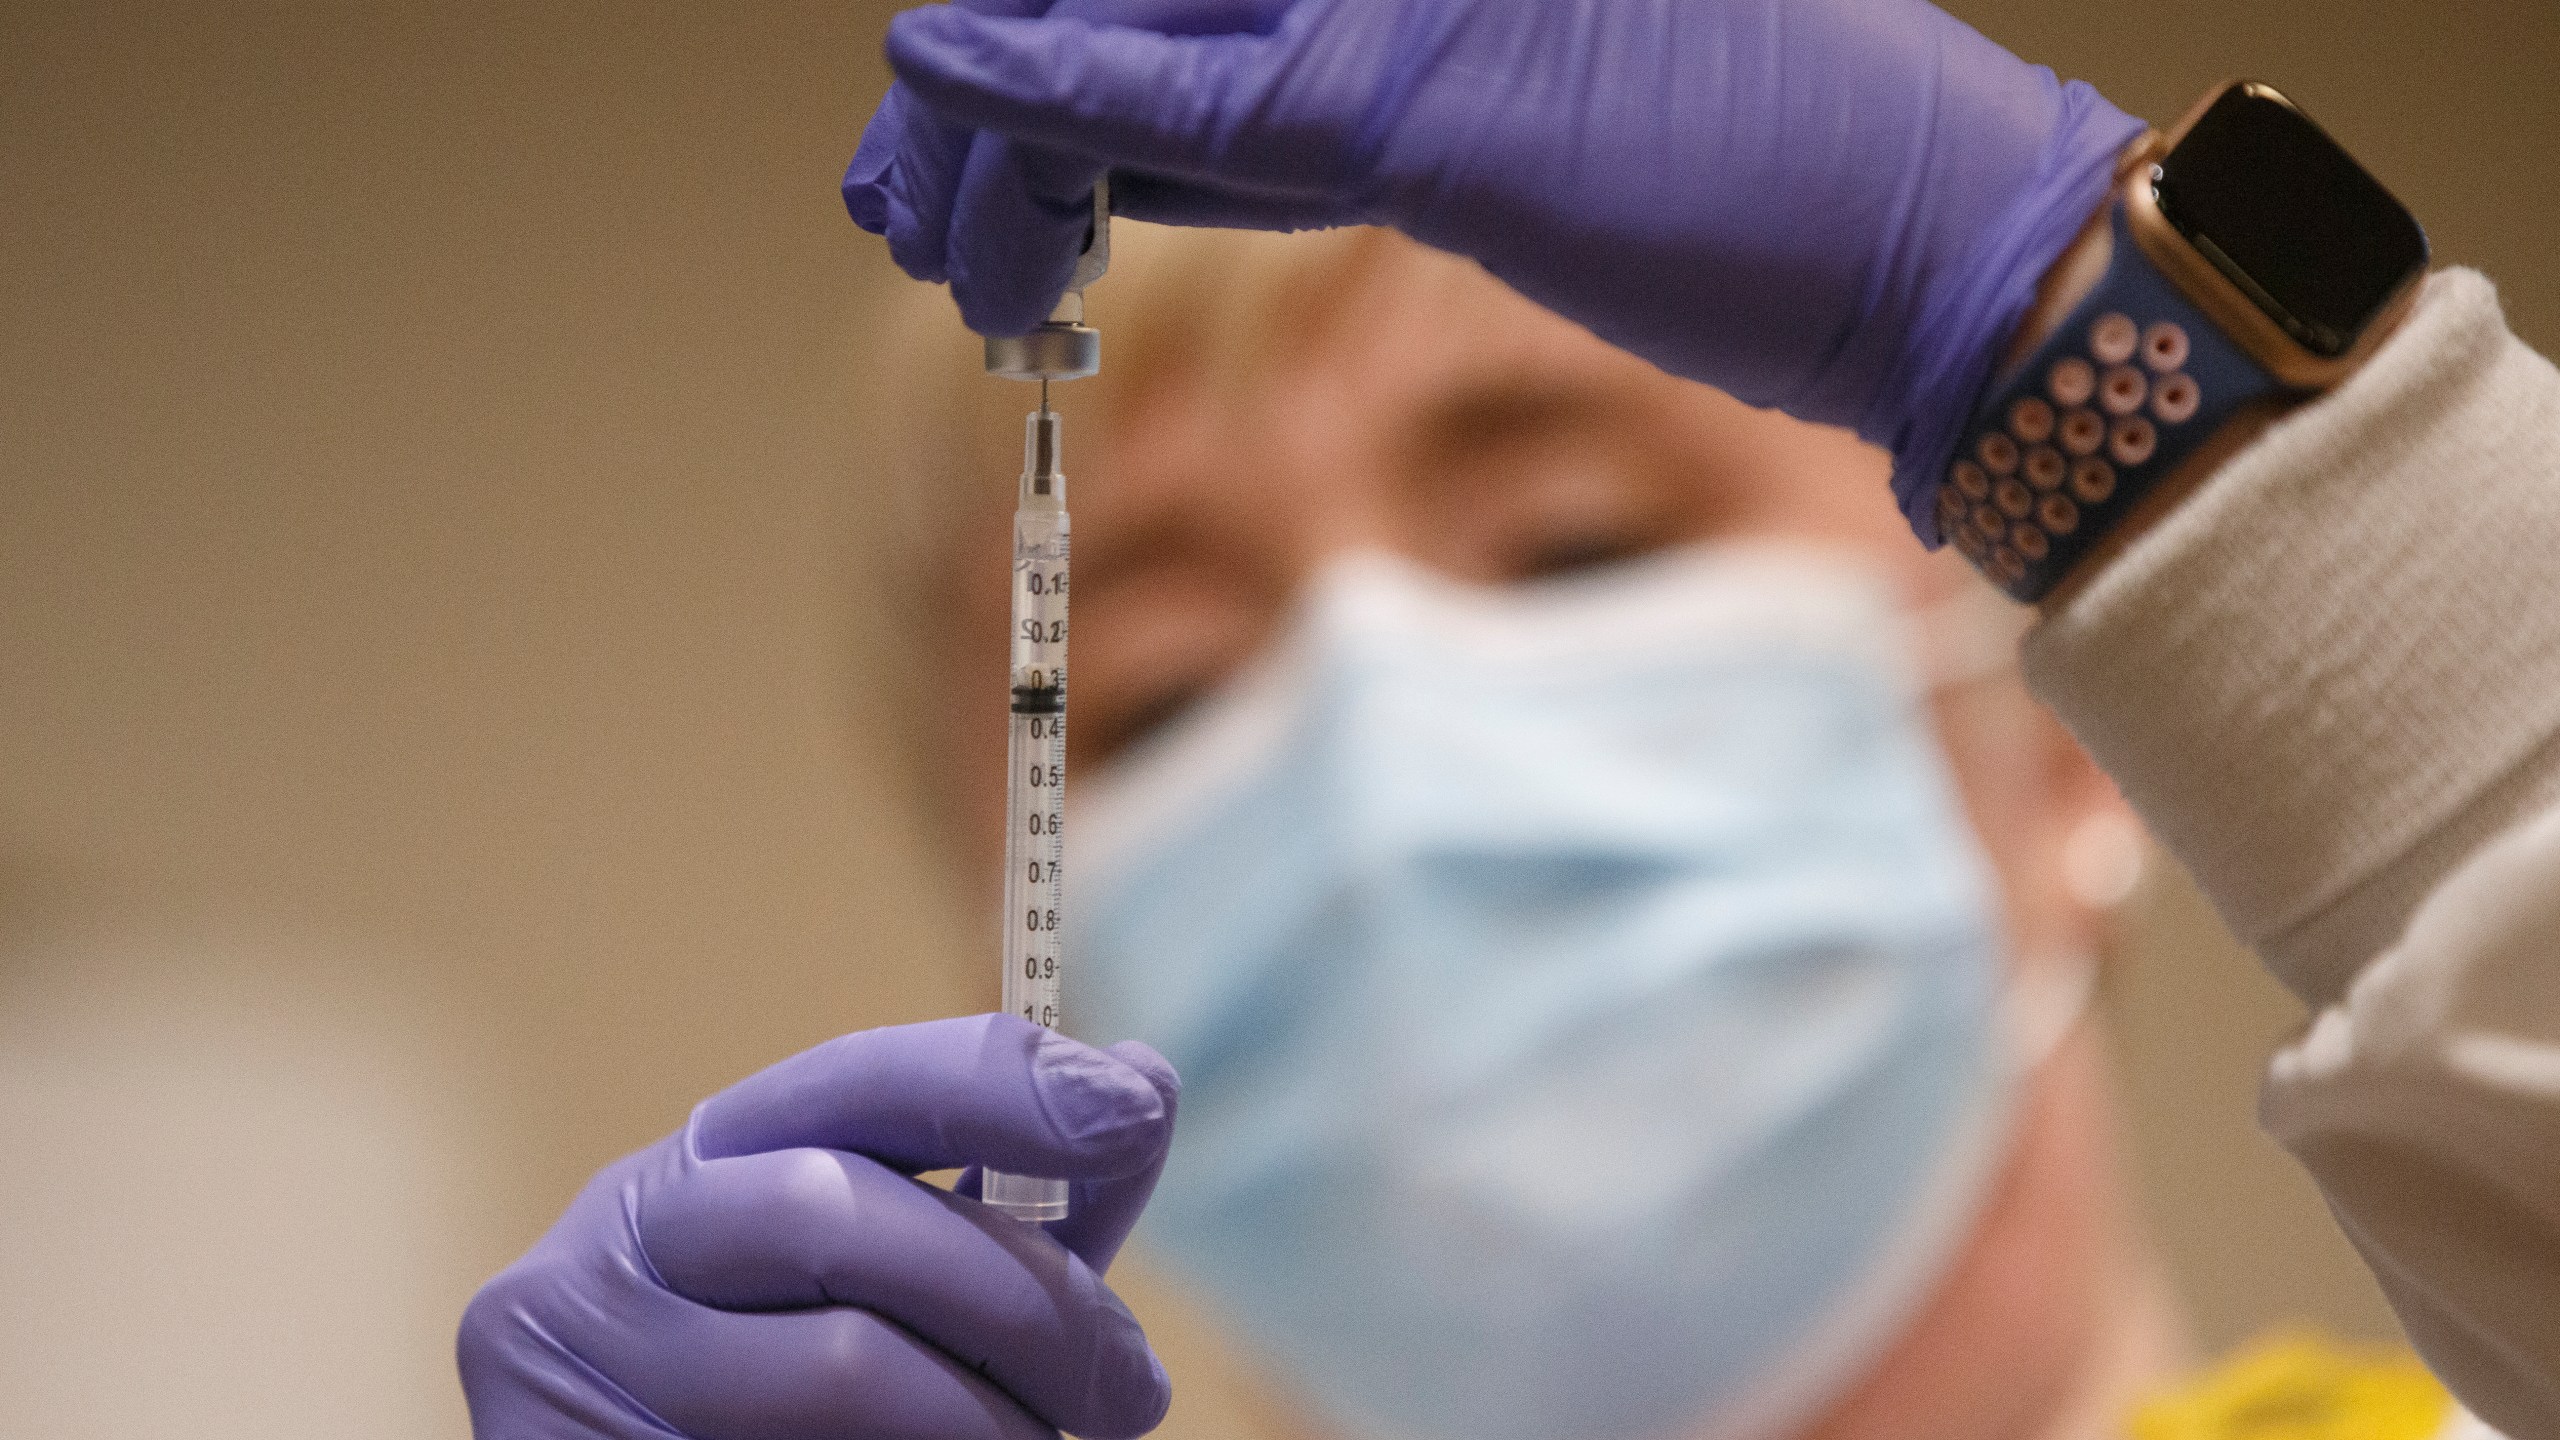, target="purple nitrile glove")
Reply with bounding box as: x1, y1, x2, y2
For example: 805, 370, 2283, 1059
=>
847, 0, 2144, 541
844, 0, 1293, 326
456, 1014, 1178, 1440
